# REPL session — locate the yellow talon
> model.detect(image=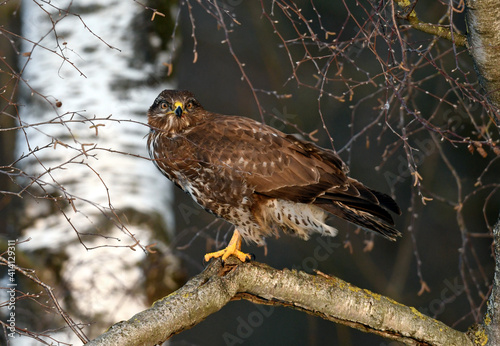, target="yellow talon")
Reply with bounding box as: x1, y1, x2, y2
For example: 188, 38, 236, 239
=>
204, 229, 252, 262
